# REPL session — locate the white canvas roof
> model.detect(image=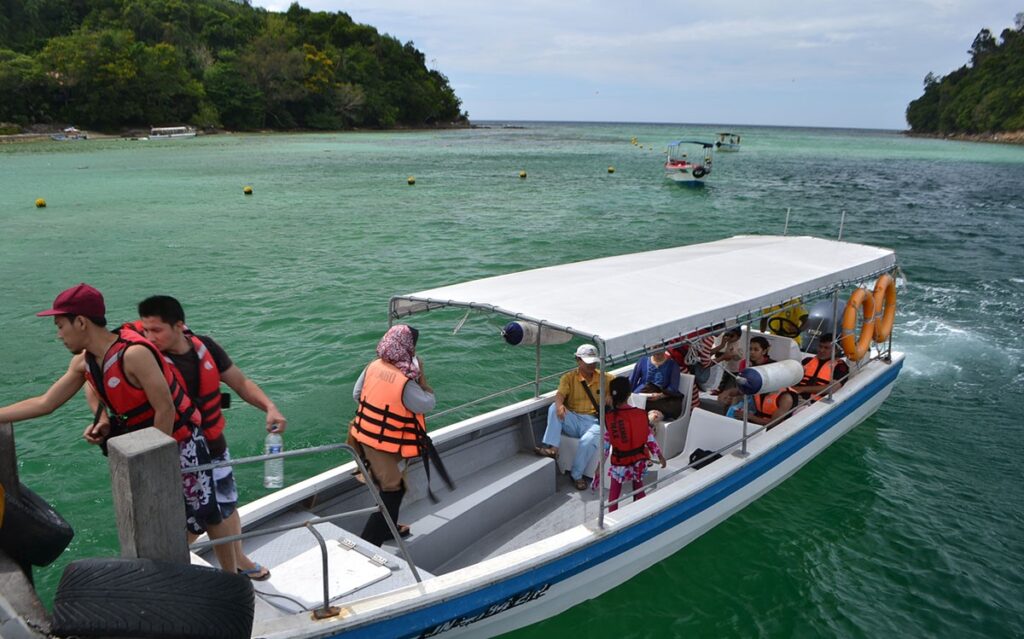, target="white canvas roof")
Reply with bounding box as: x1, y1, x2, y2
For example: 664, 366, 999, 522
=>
391, 235, 896, 358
